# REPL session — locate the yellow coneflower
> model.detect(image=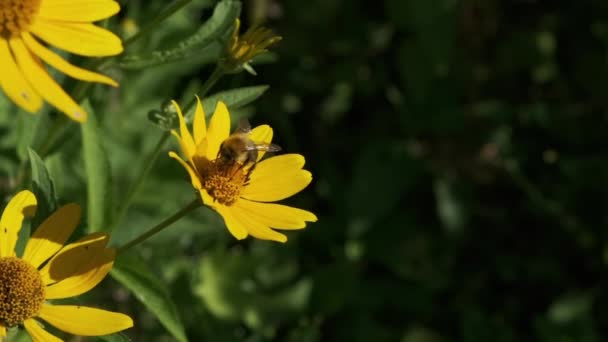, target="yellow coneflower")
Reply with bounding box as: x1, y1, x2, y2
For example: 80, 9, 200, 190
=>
0, 191, 133, 340
0, 0, 123, 122
169, 98, 317, 243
